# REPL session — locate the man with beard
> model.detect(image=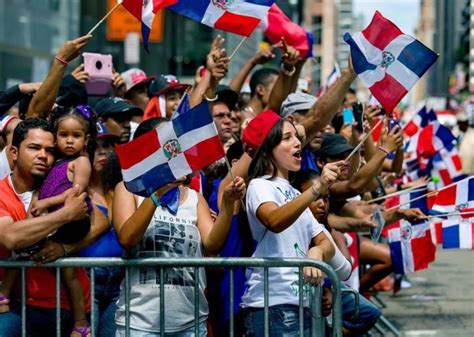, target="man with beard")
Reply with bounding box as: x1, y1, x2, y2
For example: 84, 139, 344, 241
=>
0, 118, 91, 336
